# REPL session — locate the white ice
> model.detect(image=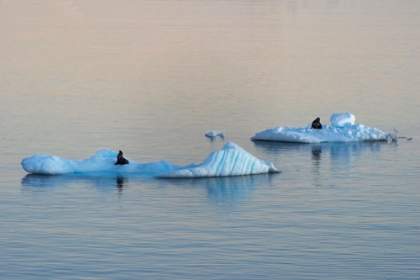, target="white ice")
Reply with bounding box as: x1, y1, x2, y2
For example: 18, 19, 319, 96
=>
251, 113, 389, 143
21, 142, 279, 177
330, 112, 355, 128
